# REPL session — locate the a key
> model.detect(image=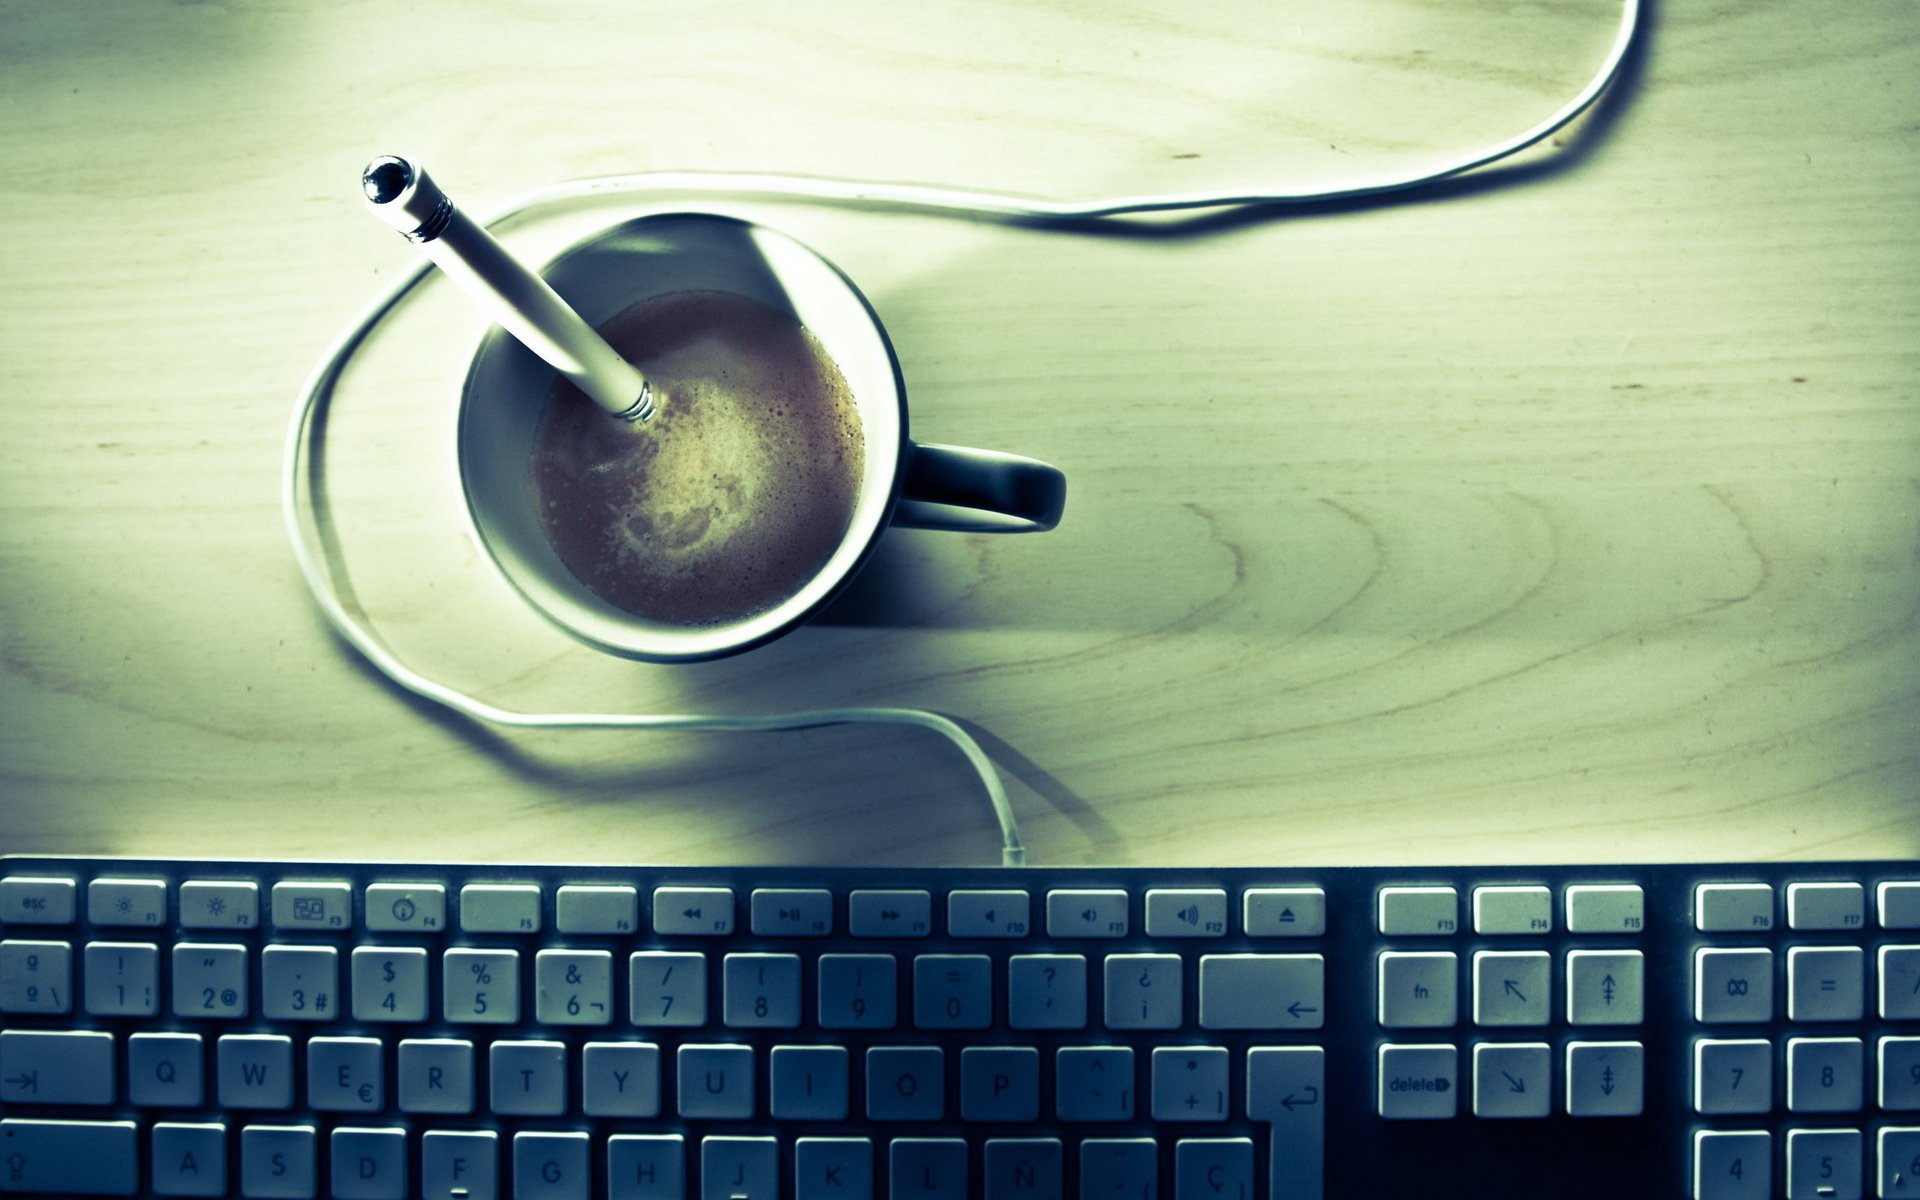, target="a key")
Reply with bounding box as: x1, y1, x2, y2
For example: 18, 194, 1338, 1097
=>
1247, 1046, 1325, 1200
1787, 1037, 1863, 1113
677, 1044, 755, 1119
170, 942, 248, 1020
398, 1038, 475, 1114
866, 1046, 945, 1121
1104, 953, 1182, 1030
1144, 888, 1228, 937
818, 953, 897, 1029
1787, 881, 1865, 931
983, 1138, 1060, 1200
1055, 1046, 1134, 1122
331, 1127, 407, 1200
1785, 1128, 1861, 1200
1694, 1130, 1769, 1200
308, 1036, 383, 1111
1008, 954, 1087, 1030
1566, 950, 1644, 1025
1244, 887, 1327, 938
1199, 953, 1324, 1030
1880, 945, 1920, 1020
1472, 885, 1554, 935
128, 1031, 205, 1107
1882, 1037, 1920, 1111
1470, 951, 1550, 1027
889, 1139, 965, 1200
1046, 889, 1130, 938
1080, 1139, 1157, 1200
422, 1130, 497, 1200
0, 1118, 138, 1196
270, 880, 350, 931
0, 876, 76, 925
1472, 1042, 1551, 1119
1377, 952, 1457, 1028
1377, 1043, 1458, 1119
771, 1045, 850, 1120
88, 878, 166, 928
364, 883, 447, 933
240, 1123, 317, 1199
1565, 884, 1644, 934
630, 951, 706, 1027
443, 948, 520, 1024
151, 1121, 226, 1197
652, 886, 735, 936
962, 1046, 1041, 1122
1377, 886, 1458, 935
702, 1136, 777, 1200
460, 883, 542, 934
350, 946, 429, 1022
794, 1137, 870, 1200
583, 1042, 662, 1118
1695, 883, 1773, 933
948, 889, 1030, 938
218, 1034, 293, 1110
1151, 1046, 1230, 1122
1566, 1041, 1644, 1117
178, 880, 259, 930
514, 1131, 589, 1200
607, 1134, 683, 1200
847, 890, 931, 938
1695, 948, 1774, 1024
536, 949, 614, 1026
0, 1030, 114, 1105
261, 944, 339, 1021
490, 1040, 567, 1117
913, 954, 991, 1029
1174, 1138, 1253, 1200
723, 952, 802, 1028
83, 941, 158, 1016
1694, 1039, 1773, 1115
555, 884, 637, 935
0, 940, 70, 1015
1788, 946, 1865, 1022
750, 888, 833, 936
